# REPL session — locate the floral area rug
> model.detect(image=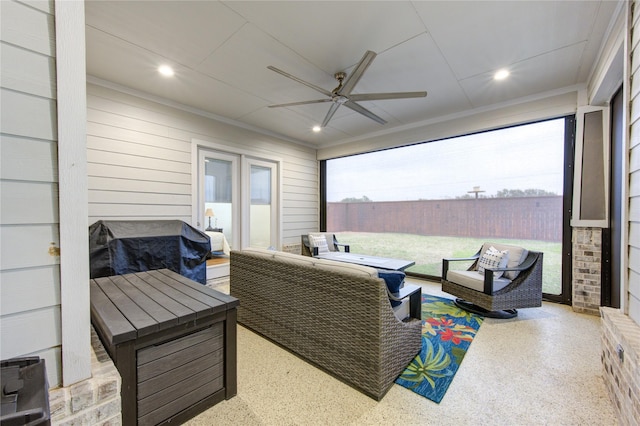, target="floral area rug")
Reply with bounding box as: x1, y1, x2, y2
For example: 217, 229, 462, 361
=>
395, 294, 484, 403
